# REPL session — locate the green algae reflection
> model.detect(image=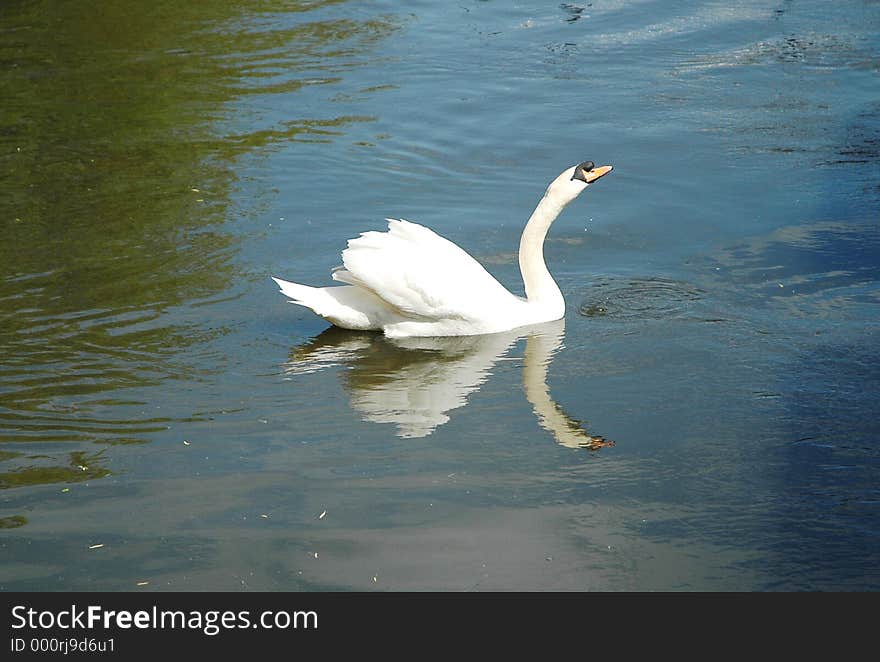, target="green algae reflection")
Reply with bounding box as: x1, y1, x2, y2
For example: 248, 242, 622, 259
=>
0, 1, 396, 500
